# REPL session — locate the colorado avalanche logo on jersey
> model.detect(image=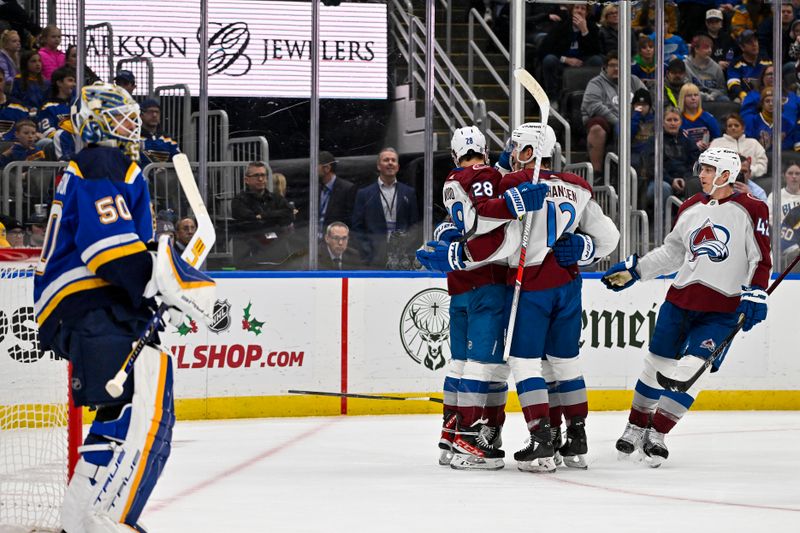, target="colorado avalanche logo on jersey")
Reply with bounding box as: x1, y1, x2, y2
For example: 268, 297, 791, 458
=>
689, 218, 730, 263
